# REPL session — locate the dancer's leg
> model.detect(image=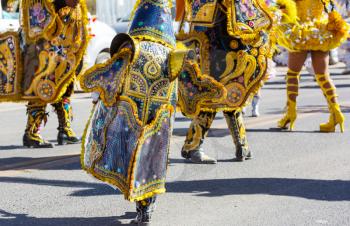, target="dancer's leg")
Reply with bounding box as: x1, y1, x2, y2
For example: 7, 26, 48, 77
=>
52, 82, 80, 145
181, 111, 217, 164
312, 51, 345, 132
23, 102, 53, 148
224, 110, 251, 161
278, 51, 307, 130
